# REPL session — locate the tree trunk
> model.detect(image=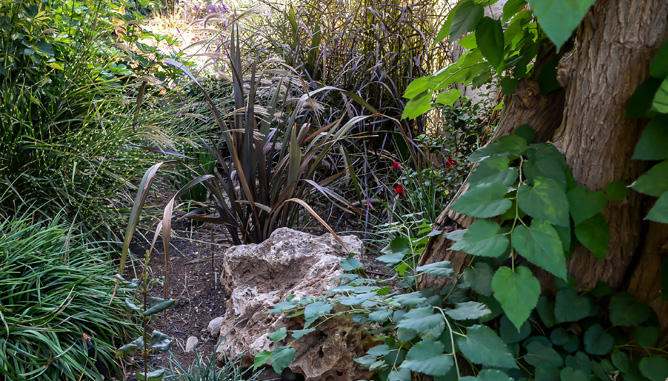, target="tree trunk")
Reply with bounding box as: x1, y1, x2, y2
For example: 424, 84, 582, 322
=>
419, 0, 668, 335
